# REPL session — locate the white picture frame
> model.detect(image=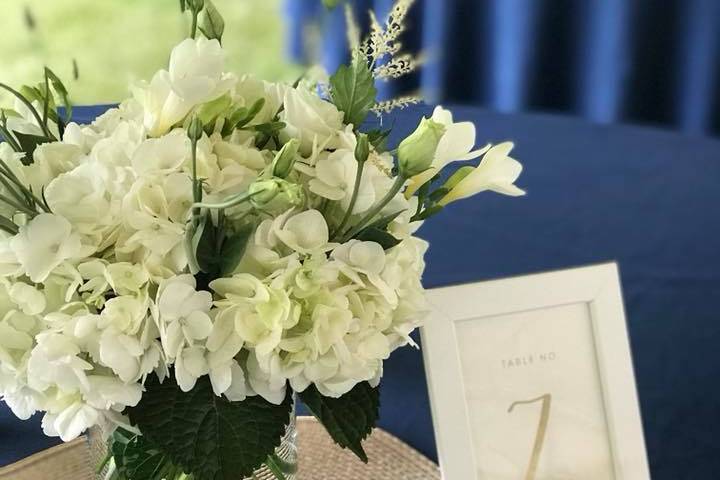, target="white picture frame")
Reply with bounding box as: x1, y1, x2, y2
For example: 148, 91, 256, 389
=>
421, 263, 650, 480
